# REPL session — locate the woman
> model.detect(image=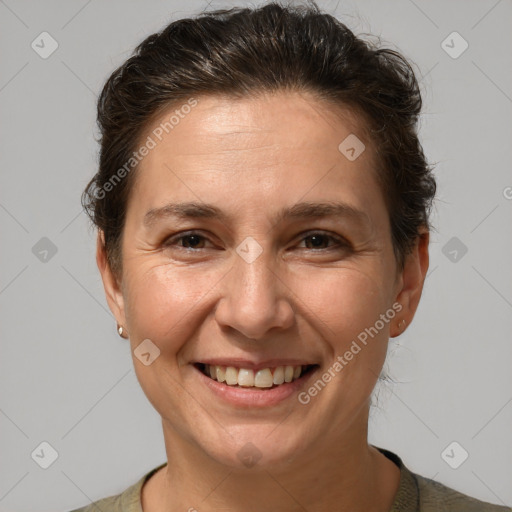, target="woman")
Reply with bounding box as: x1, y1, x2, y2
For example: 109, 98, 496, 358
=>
72, 2, 510, 511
